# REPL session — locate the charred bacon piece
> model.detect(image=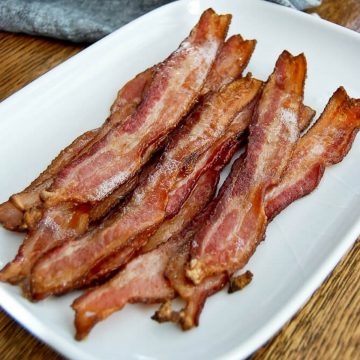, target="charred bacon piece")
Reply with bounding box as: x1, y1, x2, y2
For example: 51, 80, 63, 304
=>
186, 50, 306, 284
41, 9, 231, 206
29, 75, 262, 300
